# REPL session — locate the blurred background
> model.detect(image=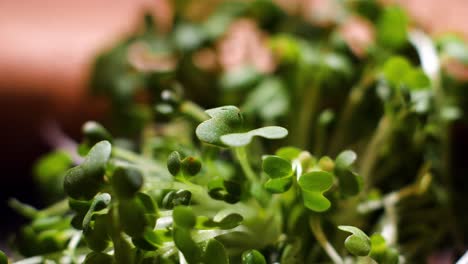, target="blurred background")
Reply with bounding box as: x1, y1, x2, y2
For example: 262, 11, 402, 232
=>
1, 0, 468, 245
